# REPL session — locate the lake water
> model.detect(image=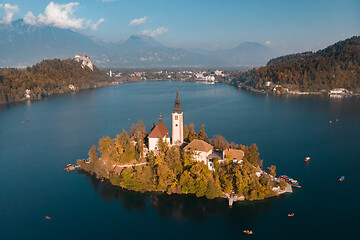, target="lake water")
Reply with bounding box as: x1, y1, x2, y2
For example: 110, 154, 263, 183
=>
1, 81, 360, 240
